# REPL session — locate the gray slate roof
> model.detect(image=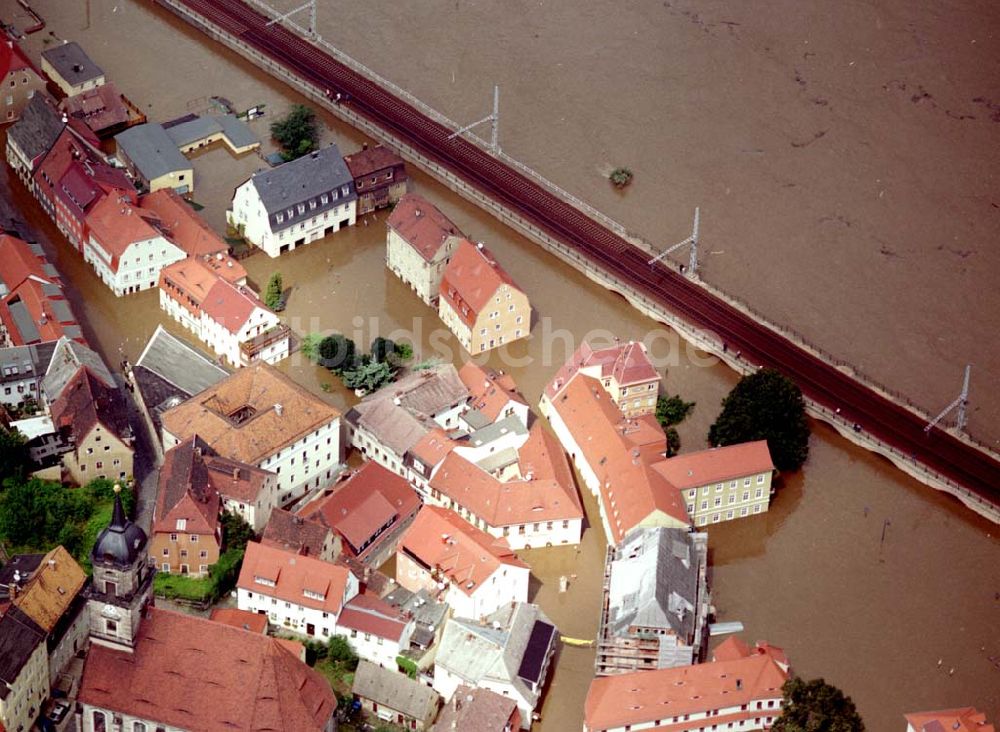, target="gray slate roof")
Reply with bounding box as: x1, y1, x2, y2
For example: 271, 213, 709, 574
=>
164, 114, 258, 150
436, 603, 556, 709
247, 143, 356, 231
352, 660, 440, 722
605, 527, 708, 644
115, 123, 190, 181
0, 606, 45, 699
42, 338, 114, 403
41, 41, 104, 87
383, 586, 449, 632
0, 342, 56, 386
7, 94, 64, 163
